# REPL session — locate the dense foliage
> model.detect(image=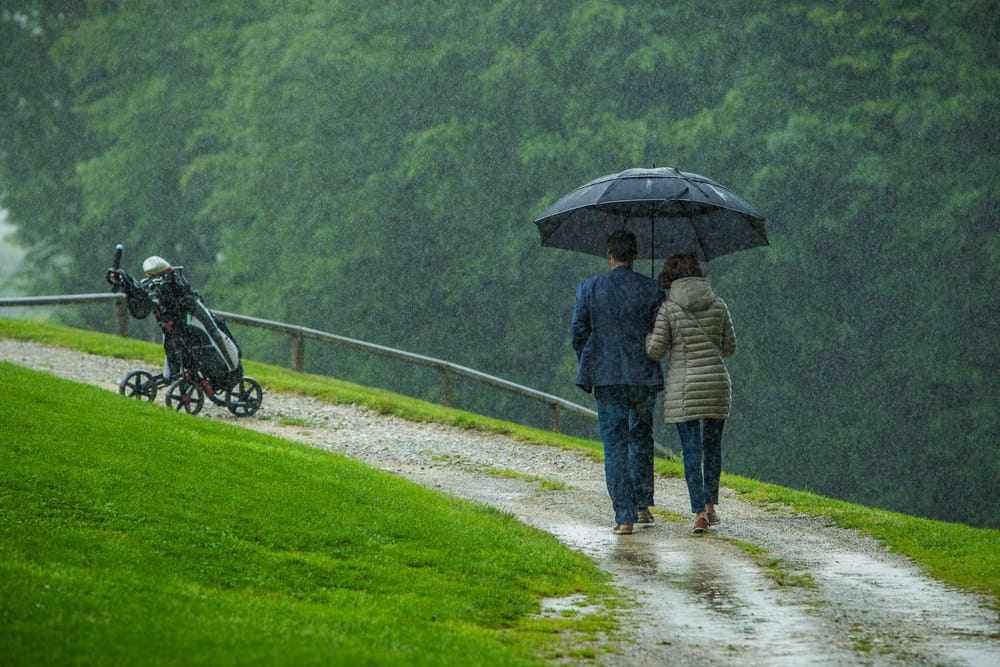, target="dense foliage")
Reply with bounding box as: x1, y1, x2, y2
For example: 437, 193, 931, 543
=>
3, 1, 997, 527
